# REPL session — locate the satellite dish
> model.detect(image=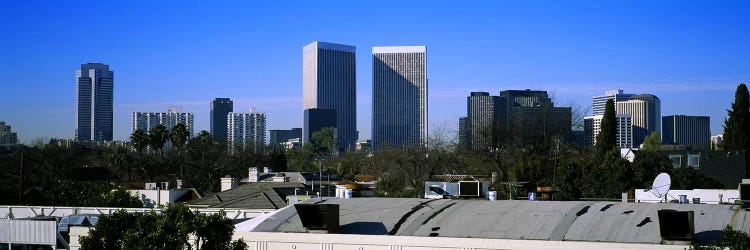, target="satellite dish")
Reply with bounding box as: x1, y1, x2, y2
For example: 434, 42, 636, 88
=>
649, 173, 671, 199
